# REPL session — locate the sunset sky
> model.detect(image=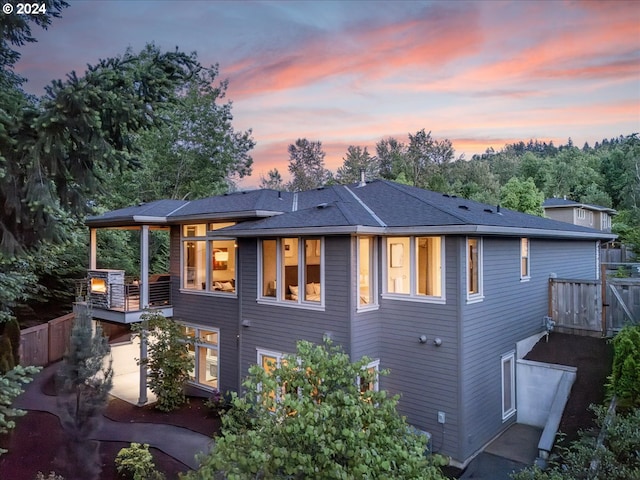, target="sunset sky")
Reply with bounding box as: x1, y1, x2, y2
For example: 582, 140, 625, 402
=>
14, 0, 640, 188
